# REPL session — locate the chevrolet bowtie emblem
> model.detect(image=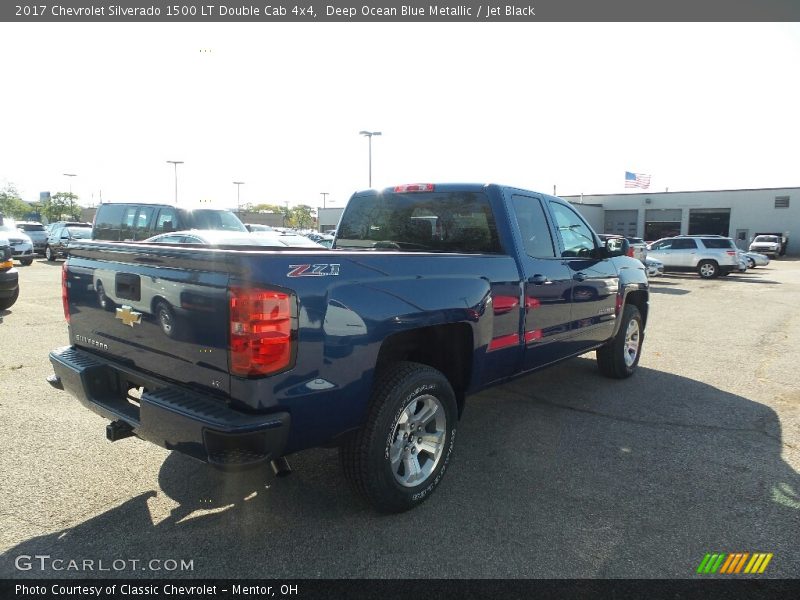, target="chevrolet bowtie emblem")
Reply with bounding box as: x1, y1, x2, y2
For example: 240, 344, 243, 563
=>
116, 305, 142, 327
